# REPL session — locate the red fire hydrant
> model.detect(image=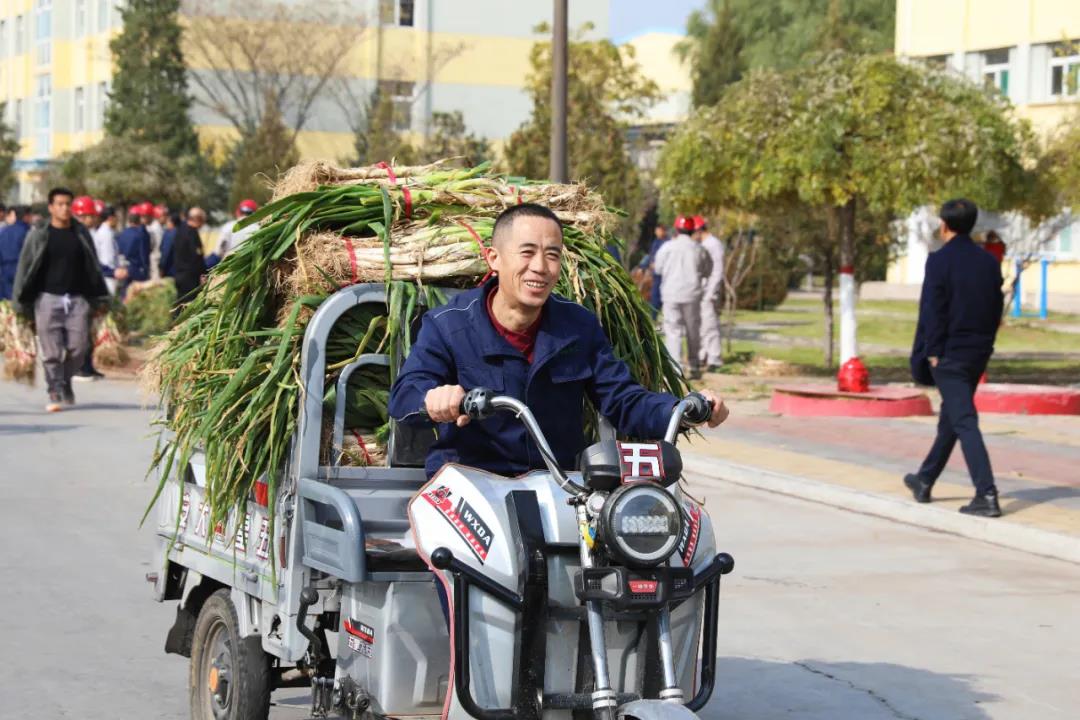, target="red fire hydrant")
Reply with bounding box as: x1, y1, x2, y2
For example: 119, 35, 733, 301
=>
837, 356, 870, 393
